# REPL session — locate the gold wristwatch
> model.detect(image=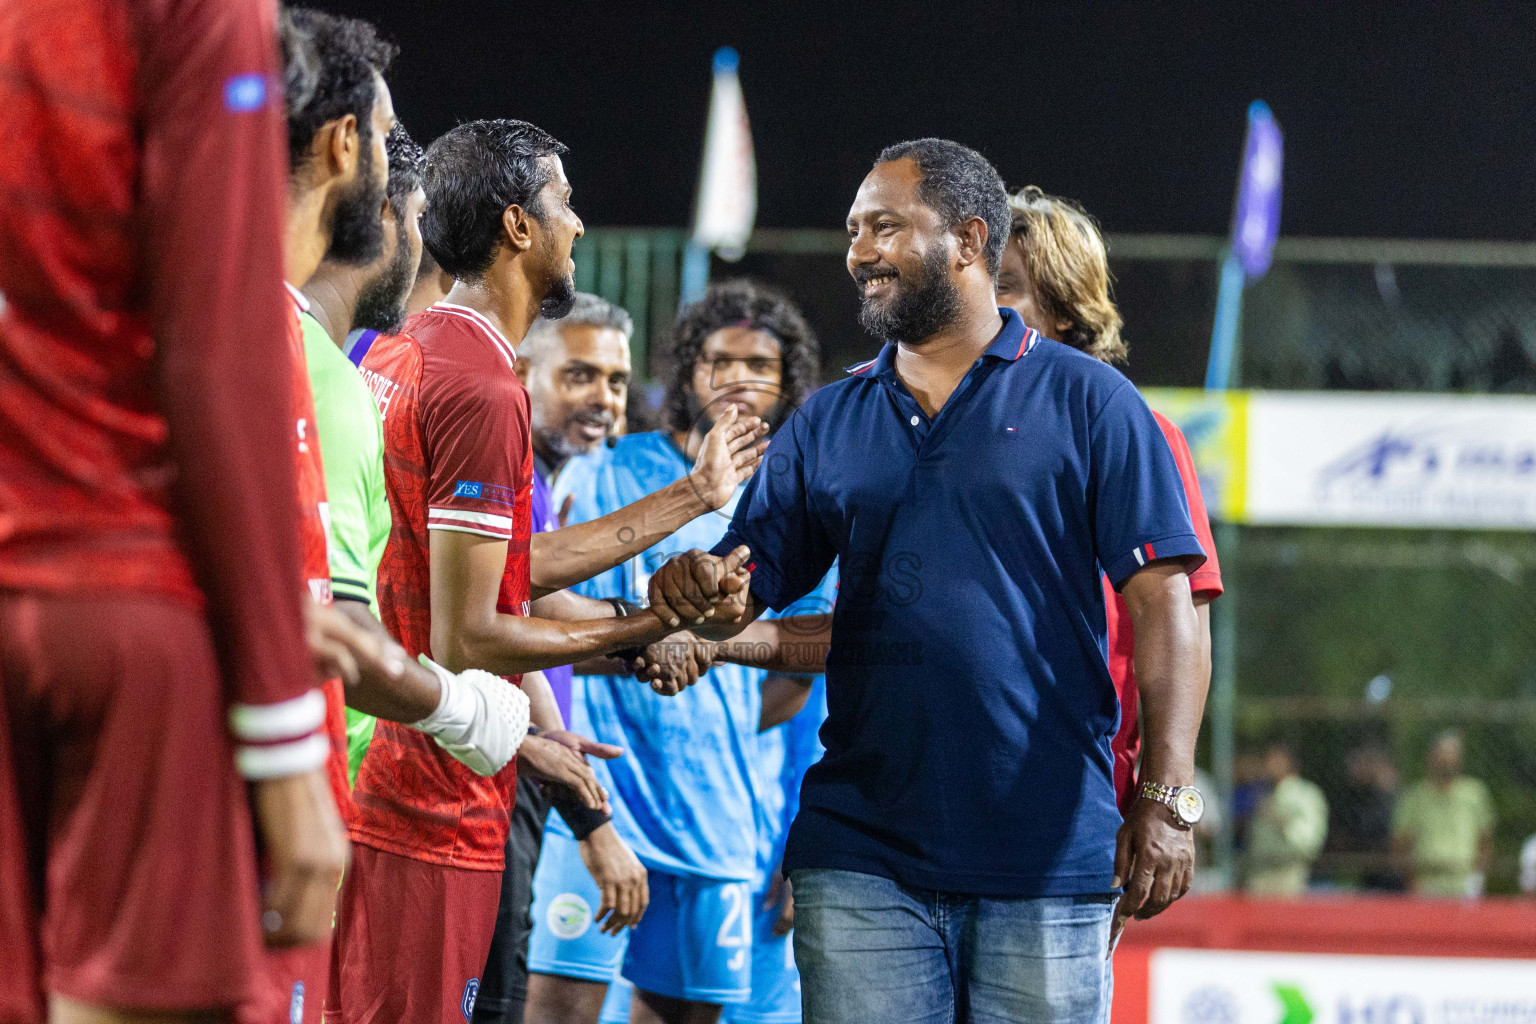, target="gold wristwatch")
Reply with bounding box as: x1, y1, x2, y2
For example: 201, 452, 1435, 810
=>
1138, 781, 1204, 829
